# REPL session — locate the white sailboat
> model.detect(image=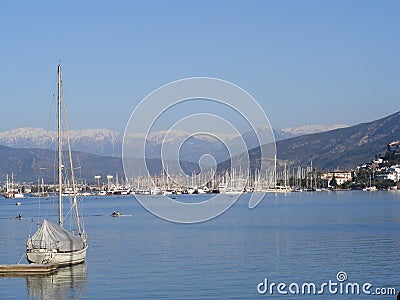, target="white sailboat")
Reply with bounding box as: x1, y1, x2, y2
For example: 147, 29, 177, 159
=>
26, 64, 87, 266
3, 173, 24, 198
